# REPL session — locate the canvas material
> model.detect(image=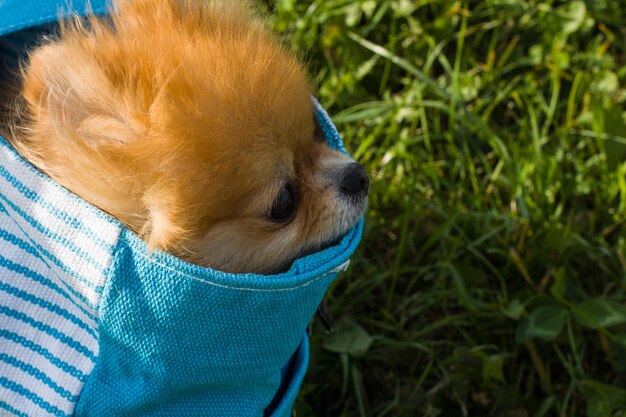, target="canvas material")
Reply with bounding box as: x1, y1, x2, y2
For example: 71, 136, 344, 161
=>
0, 2, 364, 415
0, 0, 110, 38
